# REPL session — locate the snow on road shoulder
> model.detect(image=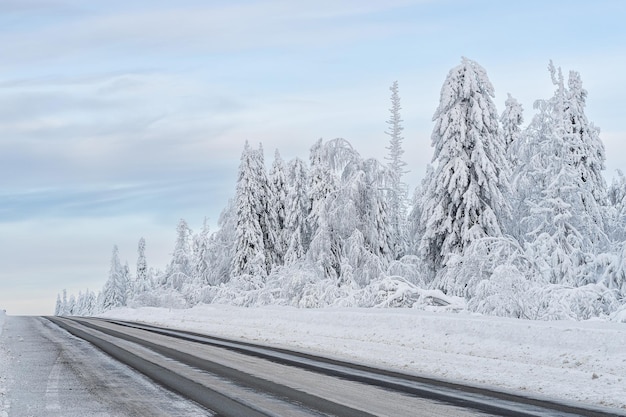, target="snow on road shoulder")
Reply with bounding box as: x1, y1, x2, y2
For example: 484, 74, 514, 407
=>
0, 308, 8, 417
101, 305, 626, 410
0, 308, 5, 338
